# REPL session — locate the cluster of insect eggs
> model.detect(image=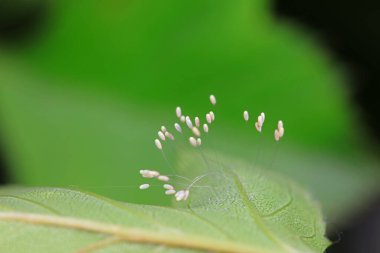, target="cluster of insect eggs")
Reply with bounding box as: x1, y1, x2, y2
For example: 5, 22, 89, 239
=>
140, 94, 285, 202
